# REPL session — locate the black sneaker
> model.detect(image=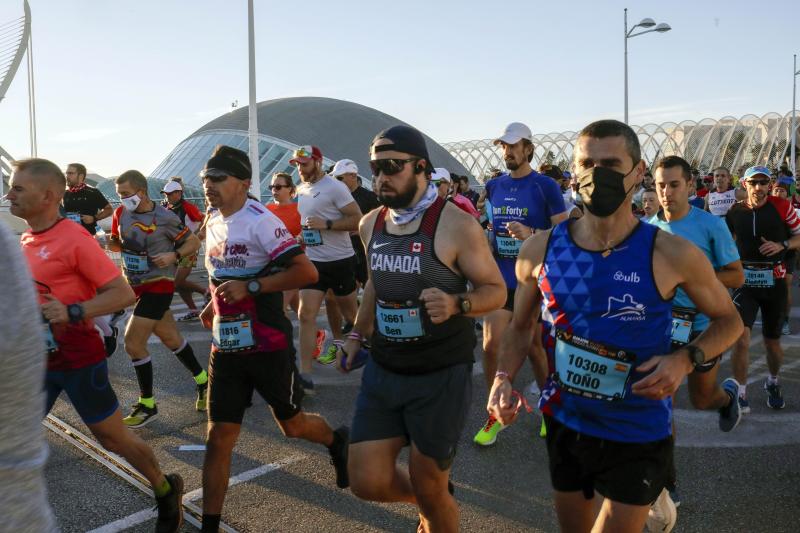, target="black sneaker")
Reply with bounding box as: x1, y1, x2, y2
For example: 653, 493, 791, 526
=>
298, 374, 315, 396
328, 426, 350, 488
765, 380, 786, 409
154, 473, 184, 533
104, 326, 119, 357
123, 402, 158, 428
